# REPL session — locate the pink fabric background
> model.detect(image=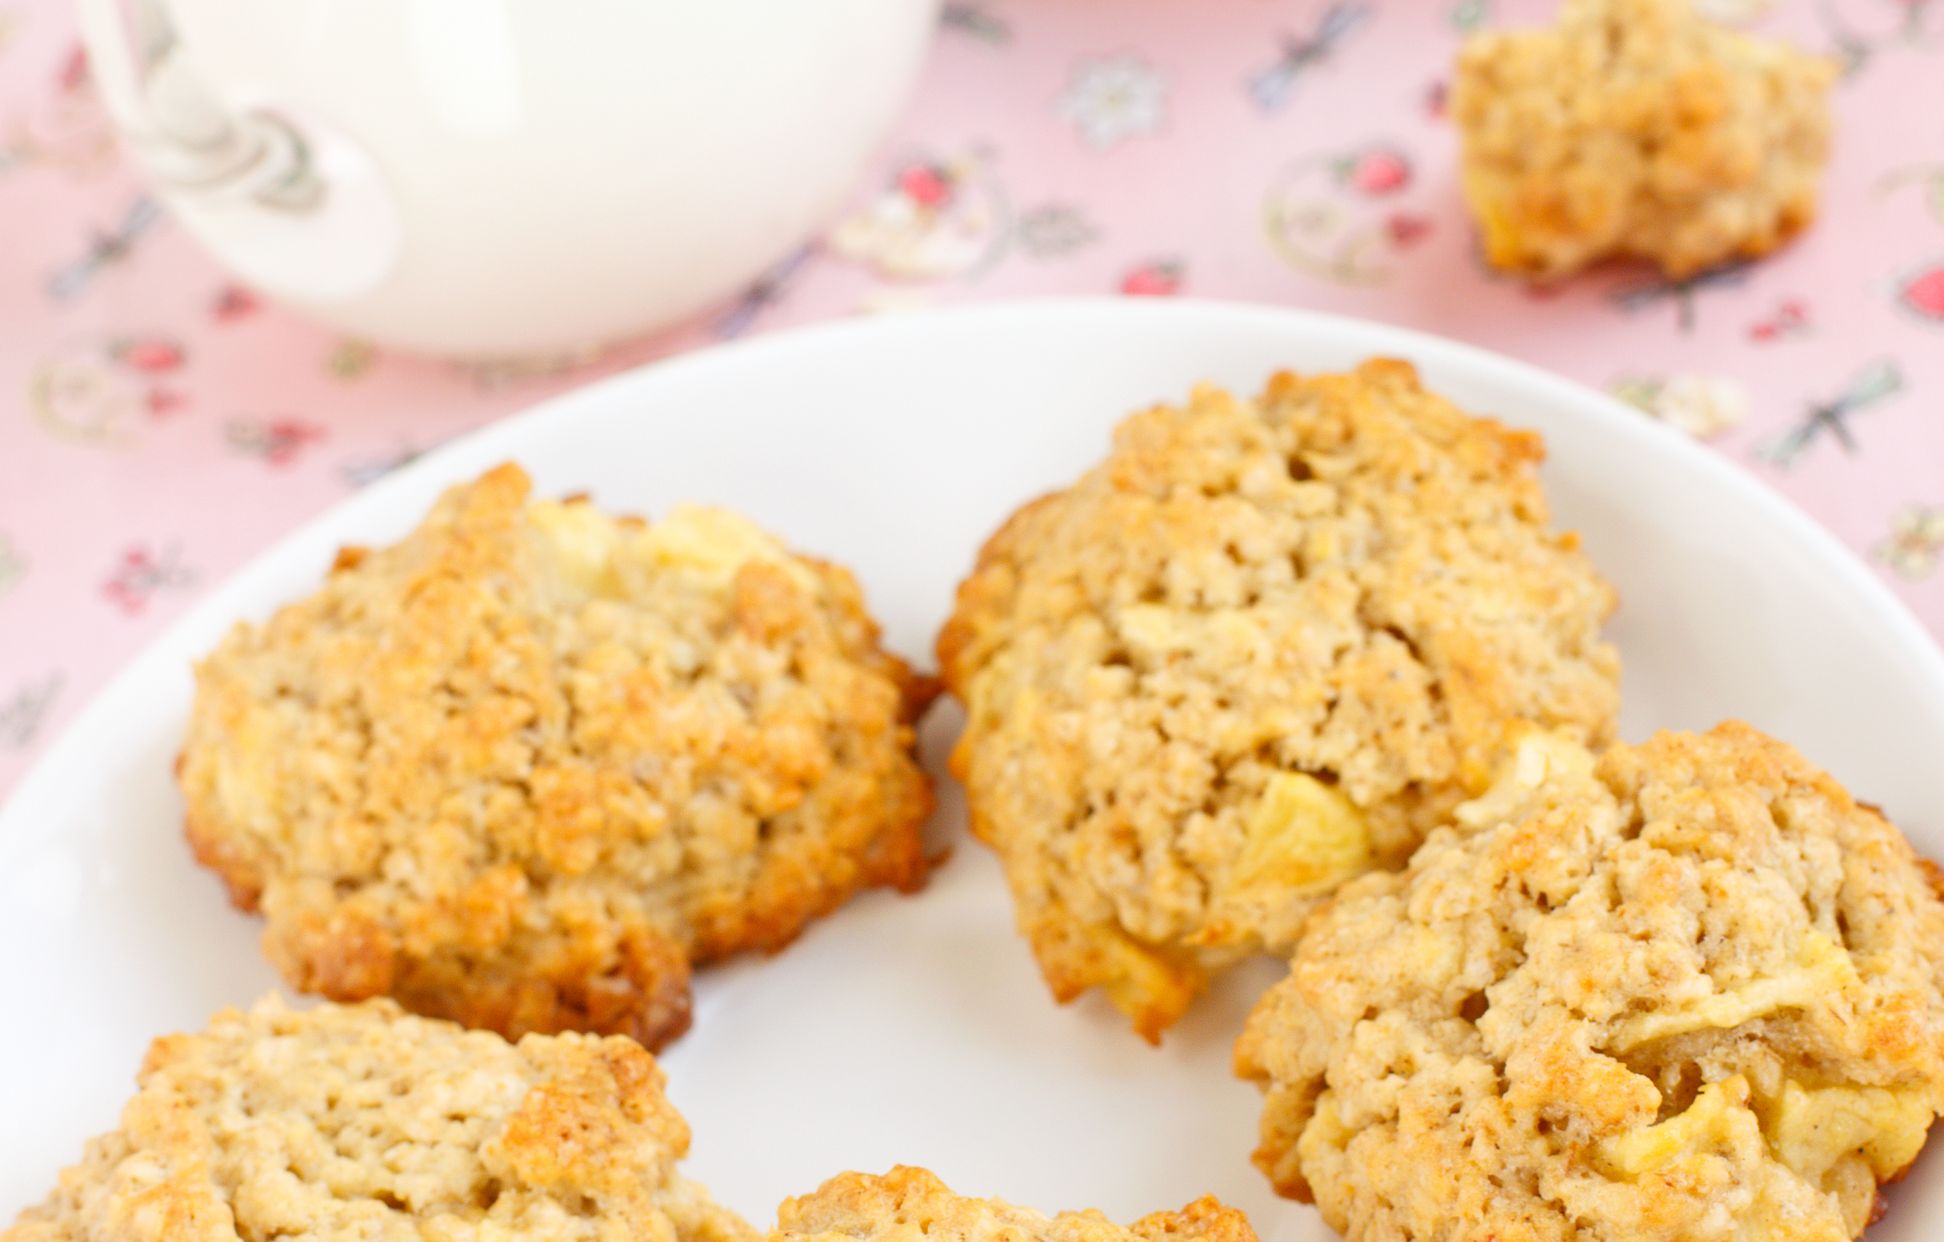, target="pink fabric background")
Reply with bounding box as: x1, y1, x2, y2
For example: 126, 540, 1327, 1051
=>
1, 0, 1941, 795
